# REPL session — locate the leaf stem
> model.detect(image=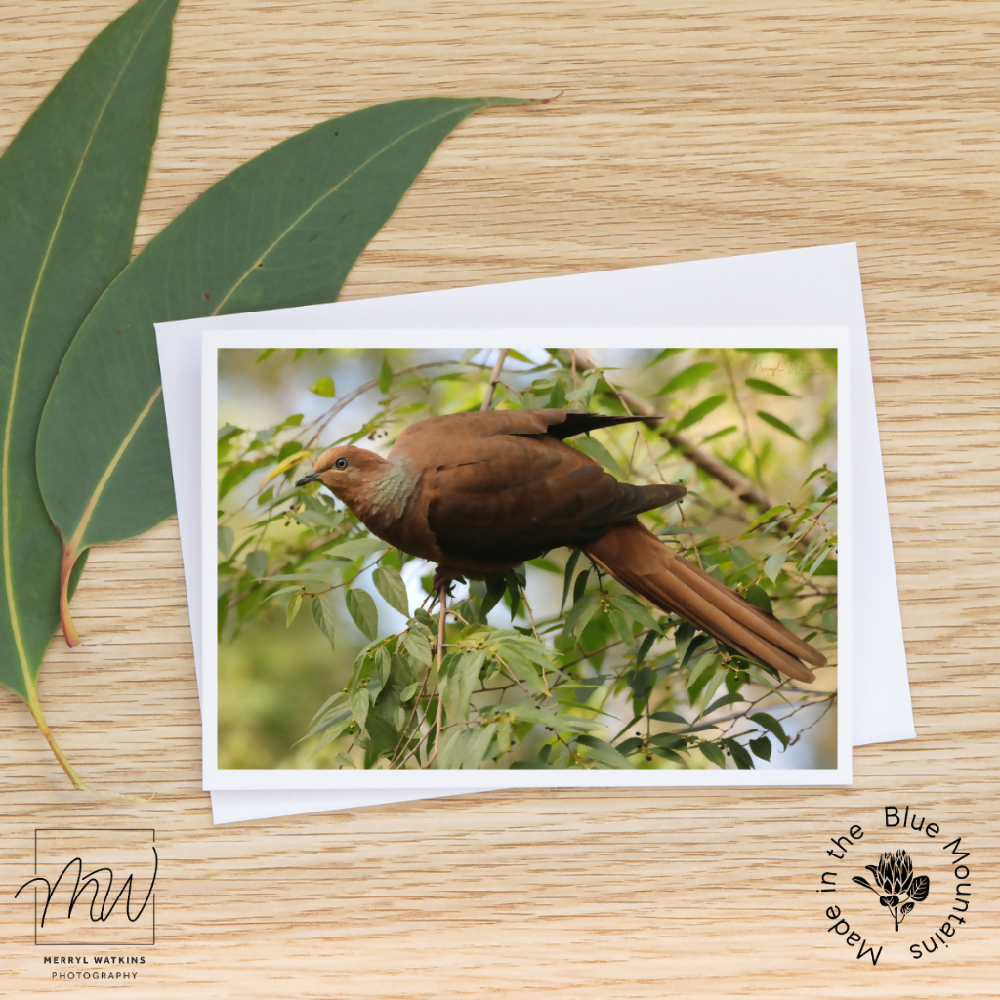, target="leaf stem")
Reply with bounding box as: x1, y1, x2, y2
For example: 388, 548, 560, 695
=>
21, 675, 94, 791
